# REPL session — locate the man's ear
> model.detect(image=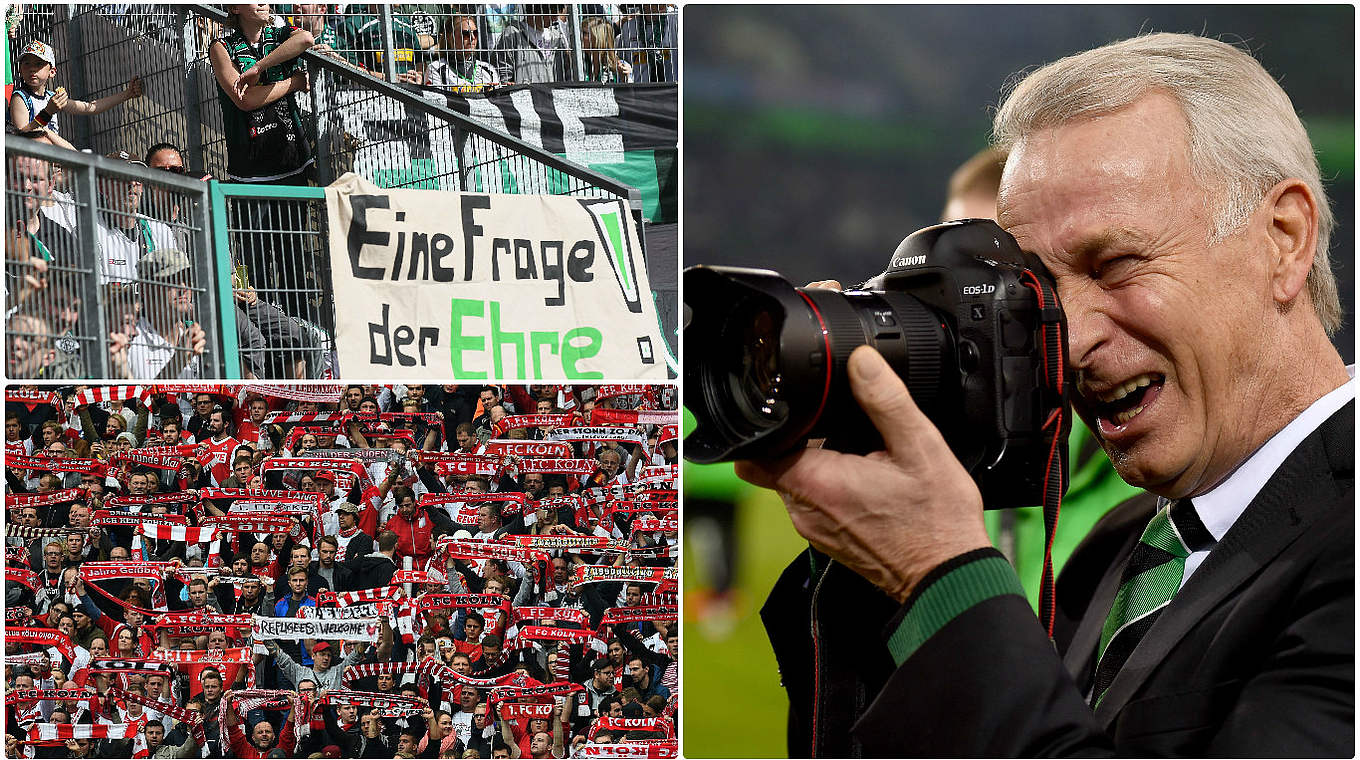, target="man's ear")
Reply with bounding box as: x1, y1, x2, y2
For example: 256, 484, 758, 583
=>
1260, 177, 1318, 307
